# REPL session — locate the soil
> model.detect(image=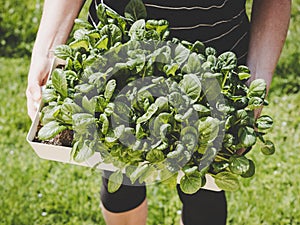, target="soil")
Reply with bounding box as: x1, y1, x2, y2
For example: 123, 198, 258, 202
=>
34, 123, 74, 147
